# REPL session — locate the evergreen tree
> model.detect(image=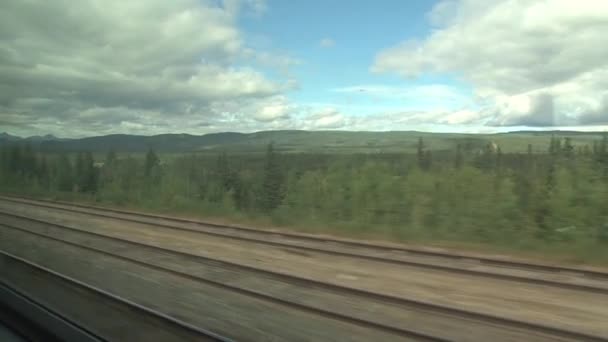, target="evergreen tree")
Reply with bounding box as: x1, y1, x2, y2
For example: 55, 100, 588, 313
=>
599, 134, 608, 161
592, 141, 599, 156
36, 155, 50, 189
496, 146, 503, 170
56, 153, 73, 192
423, 150, 432, 171
475, 143, 495, 171
0, 146, 8, 182
105, 149, 117, 166
454, 144, 463, 169
563, 137, 574, 158
581, 145, 591, 156
8, 144, 21, 175
101, 149, 117, 186
216, 152, 232, 191
144, 148, 160, 177
81, 152, 98, 193
21, 144, 36, 177
534, 162, 557, 241
74, 152, 85, 192
417, 137, 425, 170
548, 135, 563, 156
599, 134, 608, 176
555, 137, 562, 154
260, 142, 284, 211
